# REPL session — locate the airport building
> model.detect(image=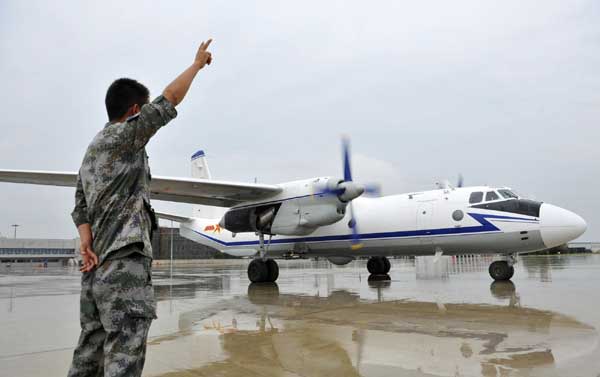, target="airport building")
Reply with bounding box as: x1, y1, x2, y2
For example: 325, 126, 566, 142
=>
0, 227, 224, 266
151, 227, 225, 260
0, 237, 79, 266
